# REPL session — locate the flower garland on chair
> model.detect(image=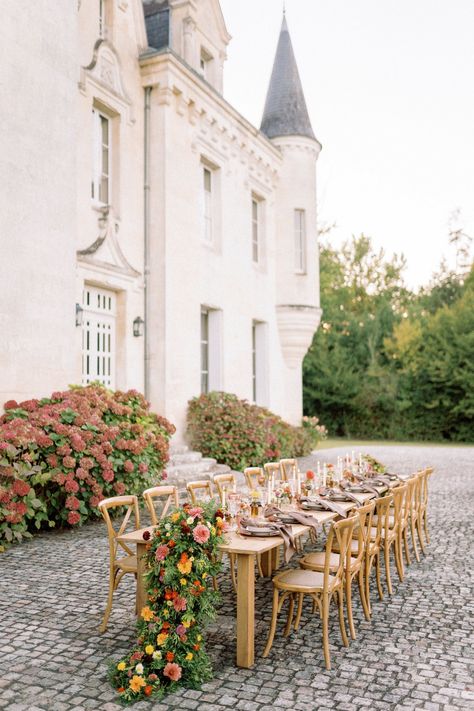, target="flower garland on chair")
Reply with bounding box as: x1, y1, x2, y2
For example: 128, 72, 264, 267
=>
109, 501, 226, 703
